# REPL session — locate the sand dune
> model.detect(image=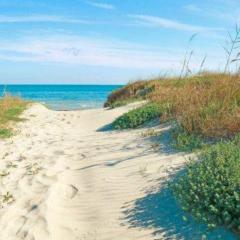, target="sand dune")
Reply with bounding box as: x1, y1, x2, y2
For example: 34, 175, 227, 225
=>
0, 104, 237, 240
